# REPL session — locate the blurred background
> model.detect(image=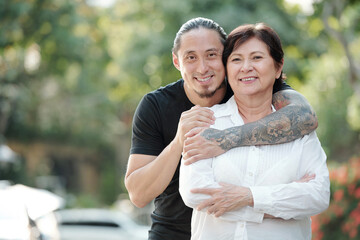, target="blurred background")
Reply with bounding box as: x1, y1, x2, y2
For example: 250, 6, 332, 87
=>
0, 0, 359, 239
